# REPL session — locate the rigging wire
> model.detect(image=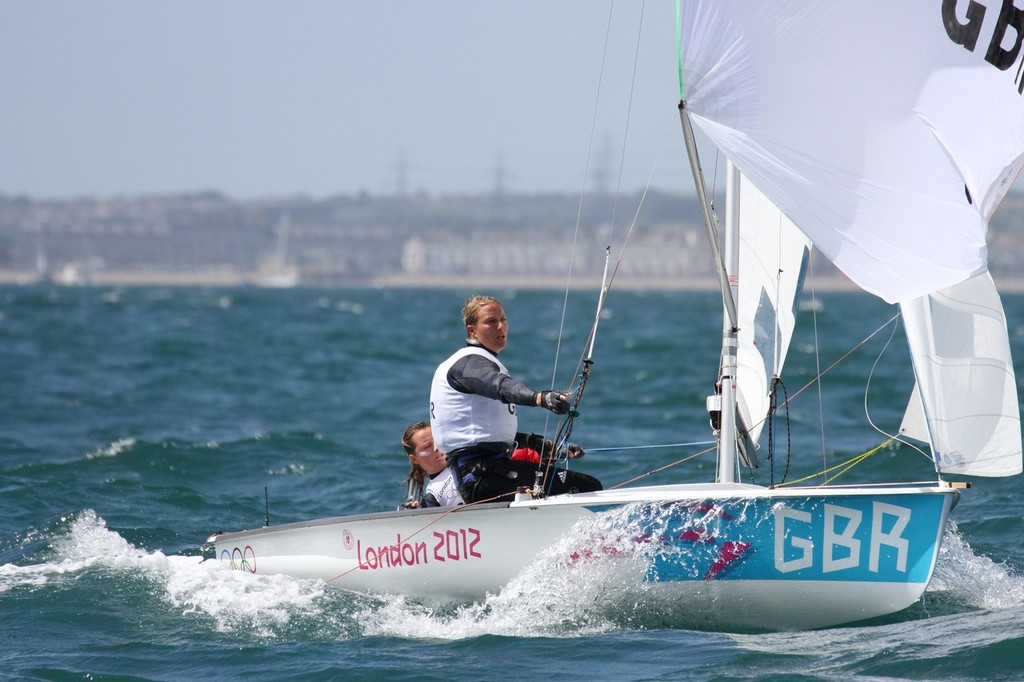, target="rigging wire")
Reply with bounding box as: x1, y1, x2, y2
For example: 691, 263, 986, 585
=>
539, 0, 664, 494
612, 312, 908, 486
585, 440, 715, 453
534, 1, 616, 496
606, 0, 647, 249
546, 0, 616, 400
544, 0, 699, 489
609, 444, 717, 489
863, 310, 934, 465
543, 120, 675, 496
774, 314, 903, 413
807, 257, 829, 483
